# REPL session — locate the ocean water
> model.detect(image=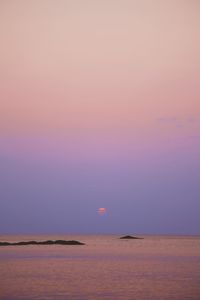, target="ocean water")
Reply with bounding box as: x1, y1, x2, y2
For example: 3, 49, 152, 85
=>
0, 235, 200, 300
